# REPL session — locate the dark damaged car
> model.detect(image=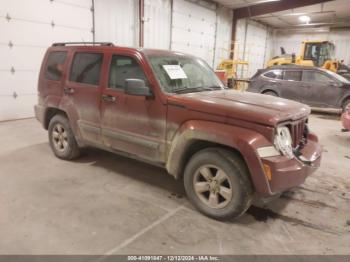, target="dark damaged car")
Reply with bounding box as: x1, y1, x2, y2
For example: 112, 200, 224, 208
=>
247, 65, 350, 111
